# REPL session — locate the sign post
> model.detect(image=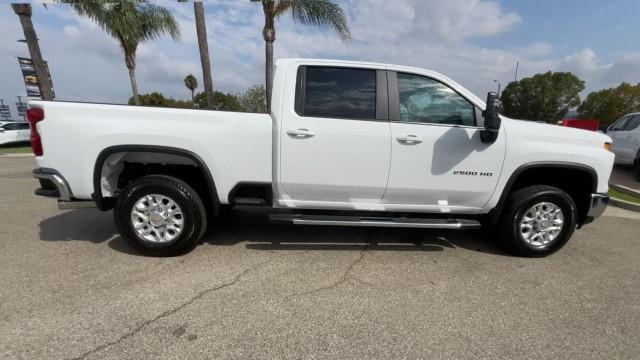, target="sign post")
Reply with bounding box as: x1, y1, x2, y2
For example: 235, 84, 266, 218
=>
17, 57, 55, 99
